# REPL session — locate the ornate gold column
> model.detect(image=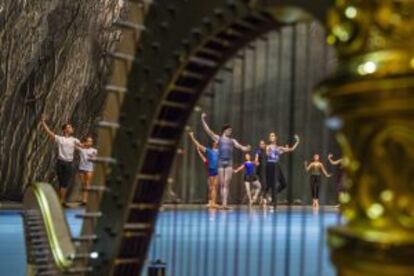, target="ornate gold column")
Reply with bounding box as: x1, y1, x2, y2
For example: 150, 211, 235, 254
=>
315, 1, 414, 275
